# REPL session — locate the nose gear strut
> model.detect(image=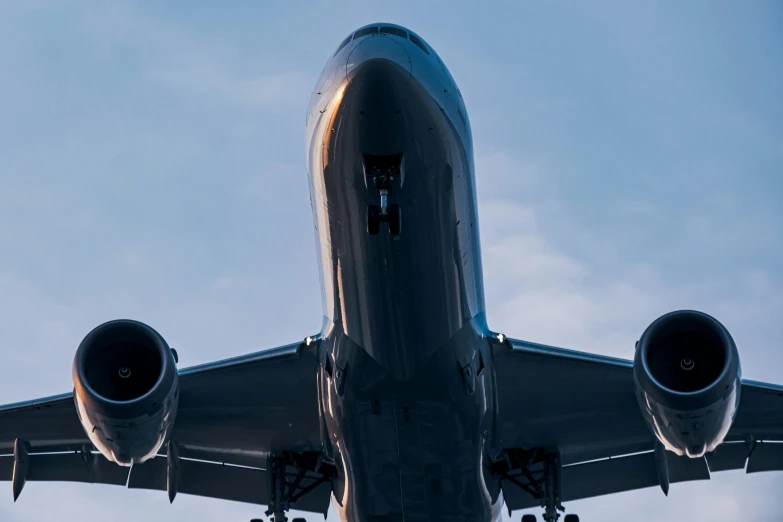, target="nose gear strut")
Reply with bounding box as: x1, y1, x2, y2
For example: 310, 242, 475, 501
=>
364, 153, 402, 236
